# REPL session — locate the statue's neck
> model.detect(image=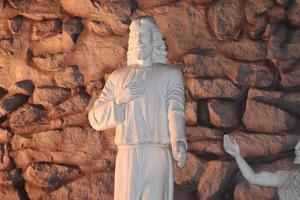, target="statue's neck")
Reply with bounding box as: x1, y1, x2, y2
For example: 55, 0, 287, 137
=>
136, 56, 154, 68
